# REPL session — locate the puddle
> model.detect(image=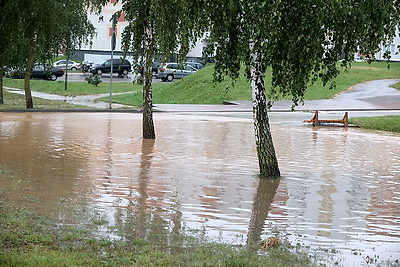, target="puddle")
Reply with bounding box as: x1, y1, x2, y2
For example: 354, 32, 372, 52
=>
0, 112, 399, 265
